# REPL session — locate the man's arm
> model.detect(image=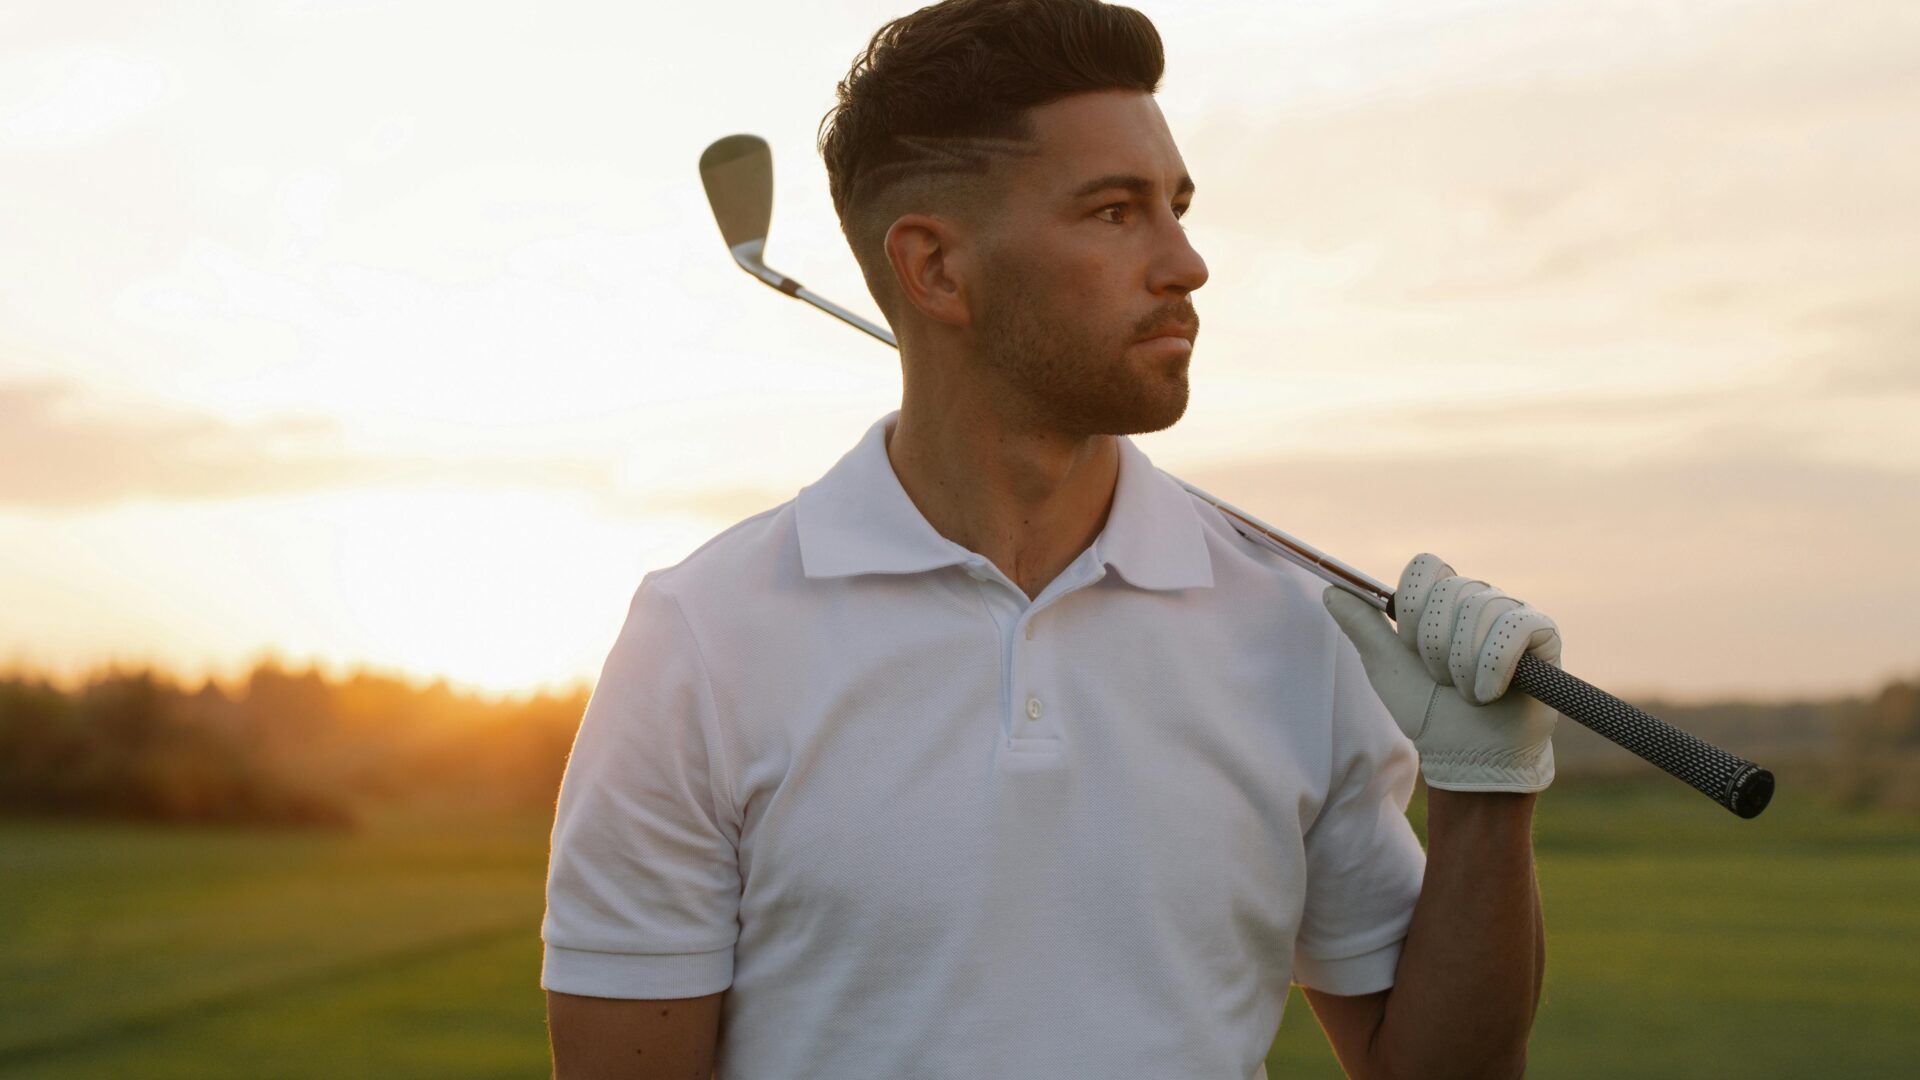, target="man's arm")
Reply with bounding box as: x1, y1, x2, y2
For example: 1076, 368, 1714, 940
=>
547, 989, 725, 1080
542, 575, 742, 1078
1305, 788, 1545, 1080
1314, 552, 1565, 1079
